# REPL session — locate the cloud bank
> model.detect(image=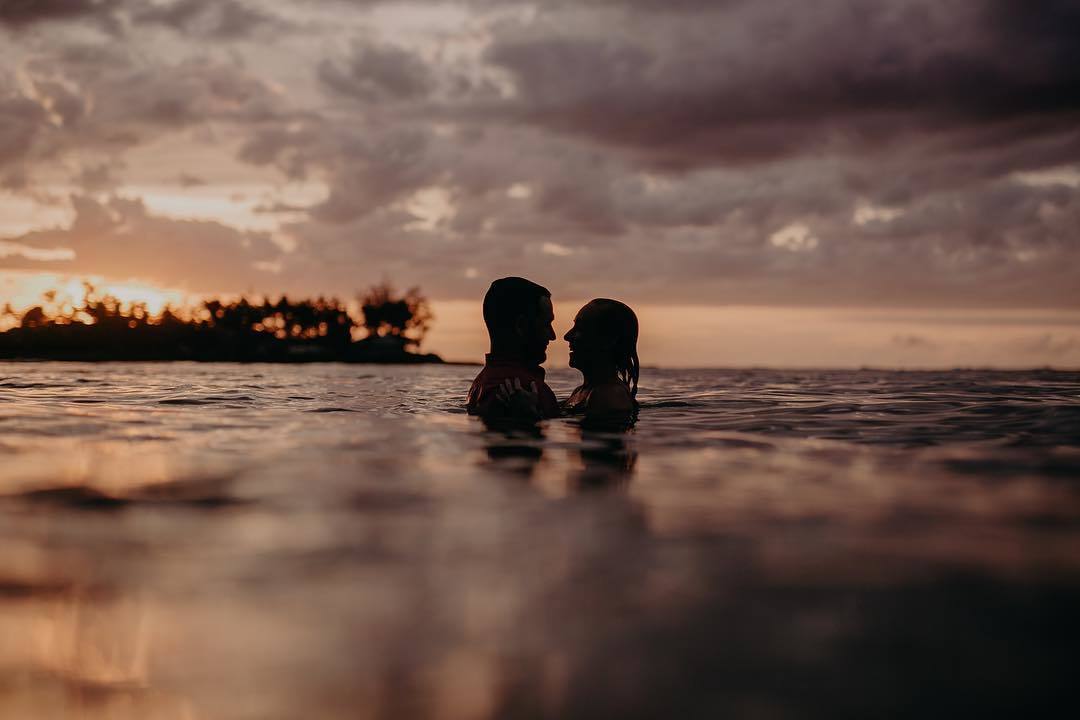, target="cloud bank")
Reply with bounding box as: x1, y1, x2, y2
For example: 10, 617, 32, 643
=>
0, 0, 1077, 311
